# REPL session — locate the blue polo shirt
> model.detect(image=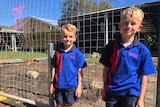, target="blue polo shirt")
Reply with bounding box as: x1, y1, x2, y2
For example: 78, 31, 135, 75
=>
52, 44, 87, 89
99, 38, 156, 96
